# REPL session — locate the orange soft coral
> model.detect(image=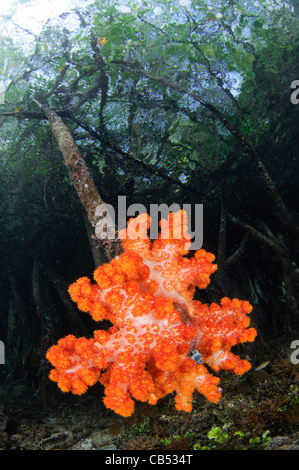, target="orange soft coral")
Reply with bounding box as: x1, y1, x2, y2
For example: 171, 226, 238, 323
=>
46, 209, 256, 417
